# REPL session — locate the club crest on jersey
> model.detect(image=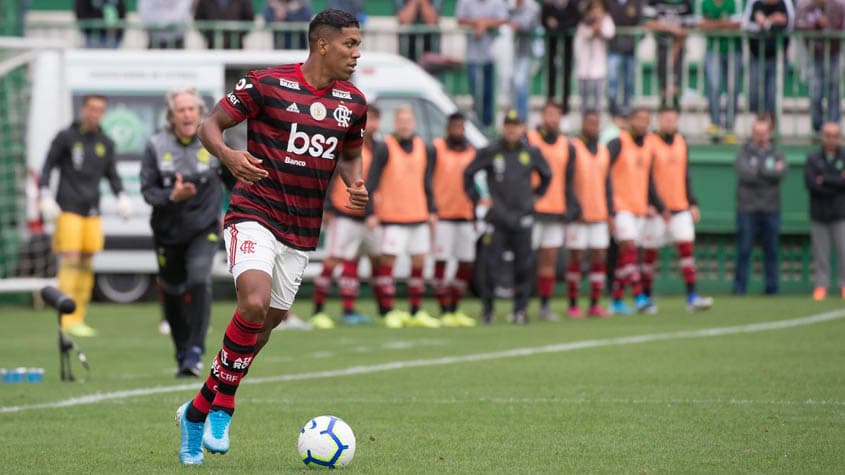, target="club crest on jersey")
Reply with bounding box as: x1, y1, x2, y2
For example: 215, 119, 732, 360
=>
332, 88, 351, 100
279, 78, 300, 90
310, 102, 327, 121
334, 105, 352, 128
